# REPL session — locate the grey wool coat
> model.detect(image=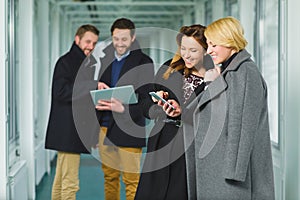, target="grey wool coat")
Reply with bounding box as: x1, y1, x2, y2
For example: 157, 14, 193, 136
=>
184, 50, 275, 200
